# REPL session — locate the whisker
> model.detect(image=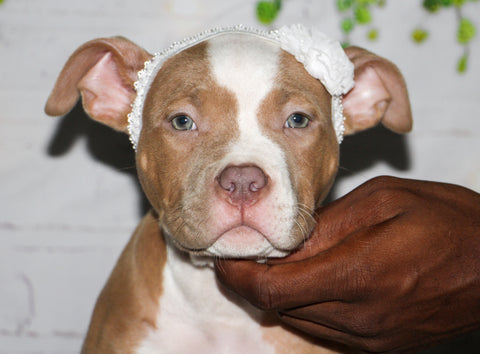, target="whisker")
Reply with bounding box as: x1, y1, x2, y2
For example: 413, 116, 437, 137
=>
295, 203, 317, 251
